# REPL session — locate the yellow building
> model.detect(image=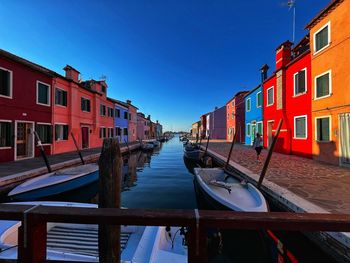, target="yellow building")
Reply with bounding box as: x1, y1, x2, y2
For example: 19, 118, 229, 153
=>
191, 121, 201, 139
306, 0, 350, 166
